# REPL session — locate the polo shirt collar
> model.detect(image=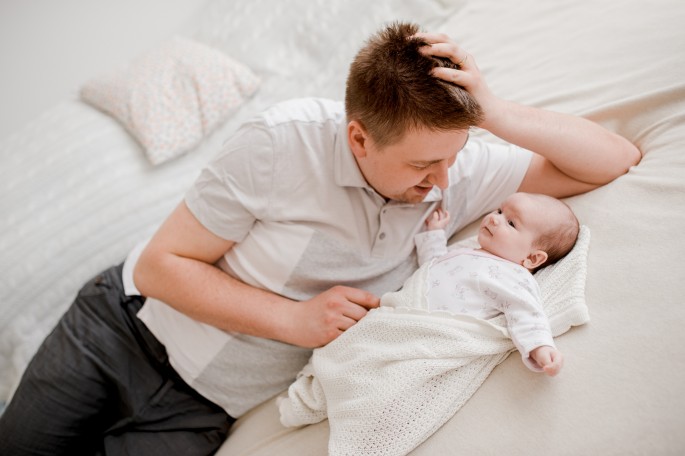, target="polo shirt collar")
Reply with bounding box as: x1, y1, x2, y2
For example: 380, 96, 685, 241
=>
332, 119, 444, 203
422, 186, 444, 203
